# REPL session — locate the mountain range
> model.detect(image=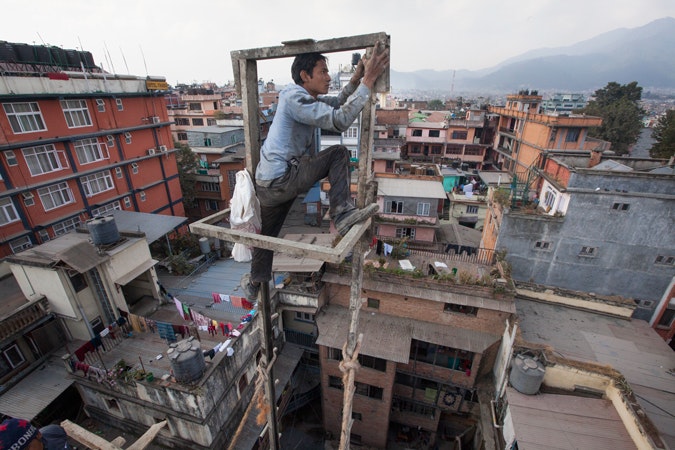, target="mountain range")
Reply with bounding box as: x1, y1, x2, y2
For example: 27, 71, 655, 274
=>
391, 17, 675, 94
